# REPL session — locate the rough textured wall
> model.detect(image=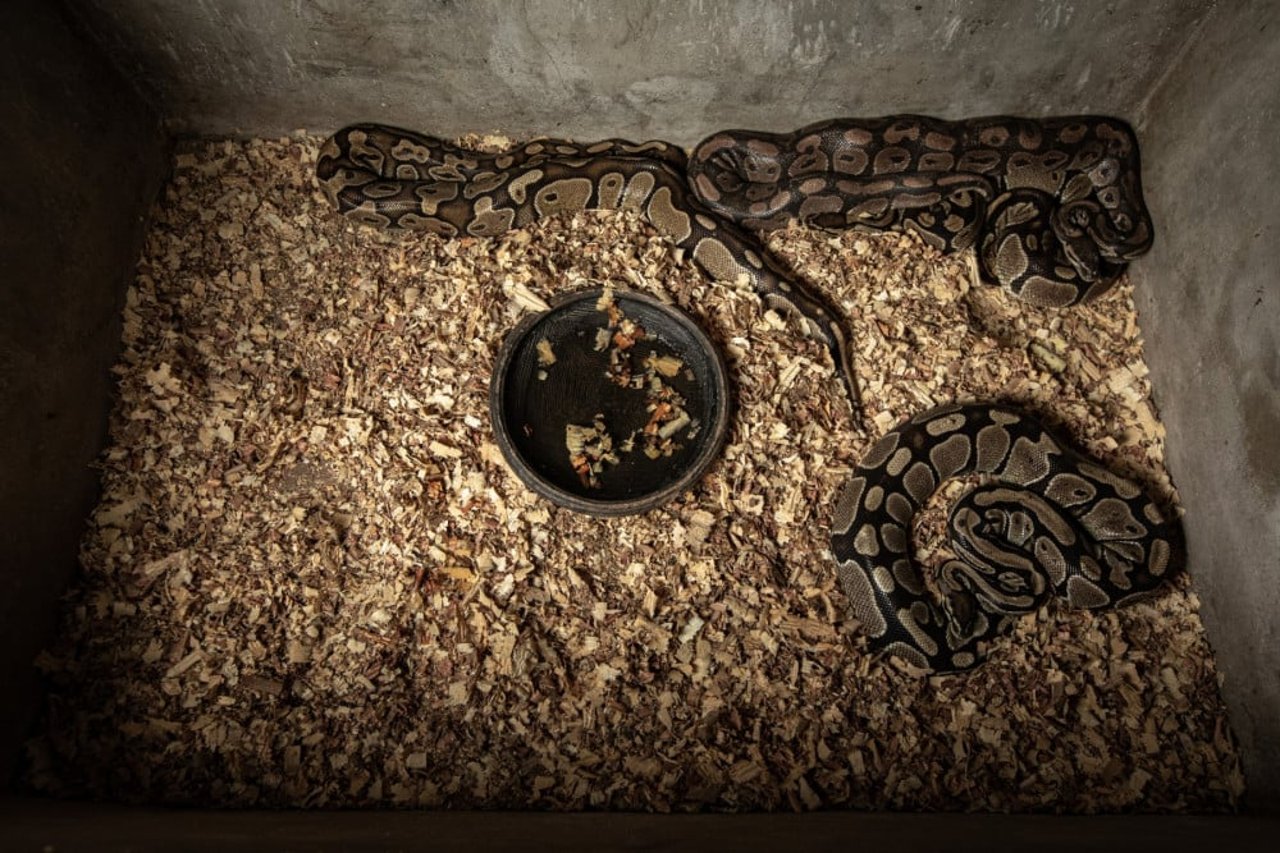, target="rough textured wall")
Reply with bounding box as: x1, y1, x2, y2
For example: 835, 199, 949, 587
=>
0, 1, 168, 784
1132, 0, 1280, 812
71, 0, 1209, 141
